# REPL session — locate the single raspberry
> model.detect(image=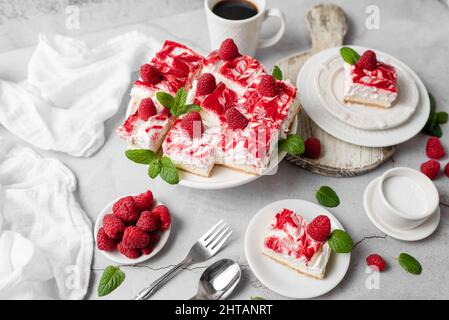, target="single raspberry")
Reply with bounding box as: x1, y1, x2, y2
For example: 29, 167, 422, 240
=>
148, 232, 160, 245
257, 75, 279, 97
103, 214, 126, 239
141, 245, 154, 255
197, 73, 216, 95
304, 137, 321, 159
426, 137, 445, 159
420, 159, 440, 180
445, 162, 449, 178
118, 242, 142, 259
181, 112, 203, 139
133, 190, 154, 211
136, 211, 158, 232
112, 196, 139, 223
97, 228, 116, 251
122, 226, 150, 249
140, 64, 161, 84
366, 254, 386, 272
152, 205, 171, 231
138, 98, 157, 121
357, 50, 377, 71
219, 38, 239, 61
307, 215, 331, 242
224, 107, 249, 130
